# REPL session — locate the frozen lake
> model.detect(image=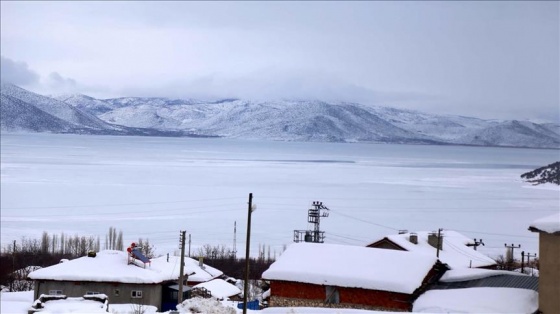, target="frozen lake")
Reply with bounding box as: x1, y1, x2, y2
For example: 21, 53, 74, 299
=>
1, 133, 558, 260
